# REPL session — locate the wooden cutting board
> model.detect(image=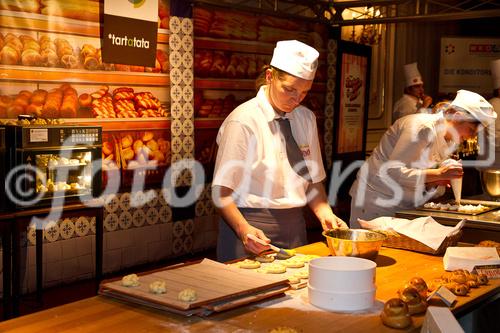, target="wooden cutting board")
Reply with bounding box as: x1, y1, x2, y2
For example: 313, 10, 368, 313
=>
99, 258, 289, 315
